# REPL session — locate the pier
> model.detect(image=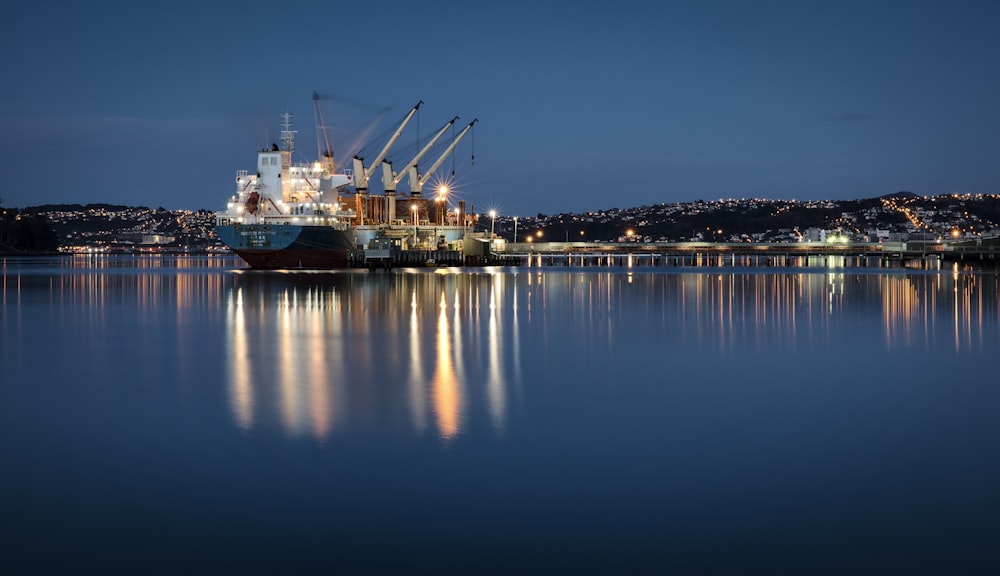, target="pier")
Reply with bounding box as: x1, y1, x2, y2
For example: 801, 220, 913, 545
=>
495, 240, 1000, 268
352, 239, 1000, 269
